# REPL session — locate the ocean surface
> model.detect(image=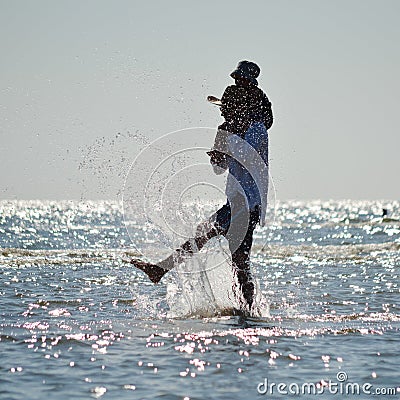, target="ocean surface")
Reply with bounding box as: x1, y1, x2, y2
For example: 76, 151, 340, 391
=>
0, 199, 399, 399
